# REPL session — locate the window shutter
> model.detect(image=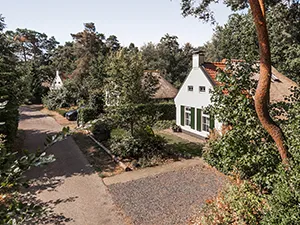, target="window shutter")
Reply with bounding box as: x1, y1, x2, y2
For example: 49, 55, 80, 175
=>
210, 115, 215, 130
191, 107, 195, 129
196, 109, 201, 131
181, 106, 184, 126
